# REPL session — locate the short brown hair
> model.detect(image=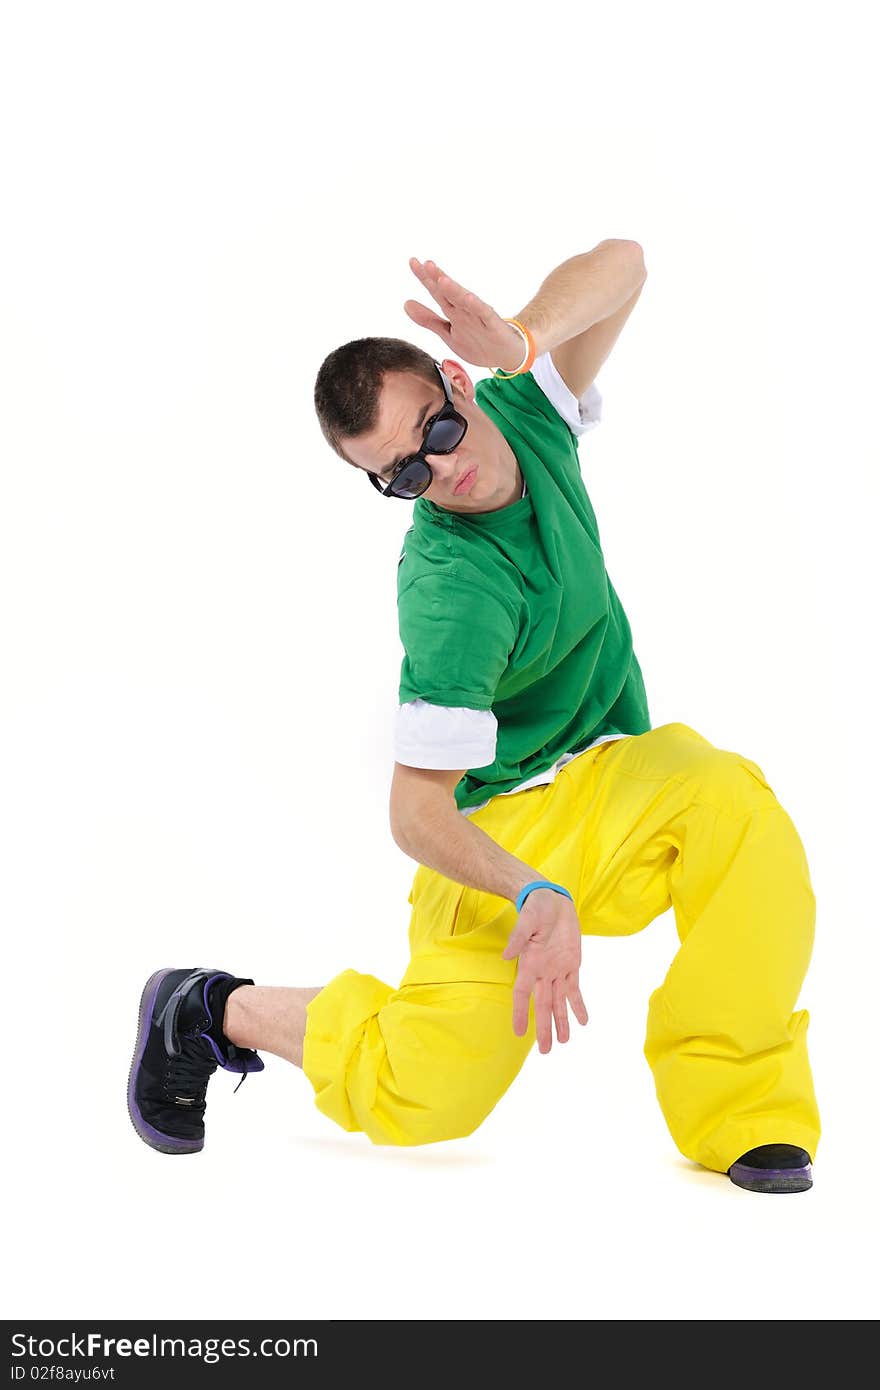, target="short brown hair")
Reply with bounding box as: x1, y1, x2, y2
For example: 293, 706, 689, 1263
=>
313, 337, 439, 469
